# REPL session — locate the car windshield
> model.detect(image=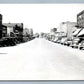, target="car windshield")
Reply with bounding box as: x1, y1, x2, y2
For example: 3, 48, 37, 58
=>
74, 40, 78, 43
72, 38, 79, 43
